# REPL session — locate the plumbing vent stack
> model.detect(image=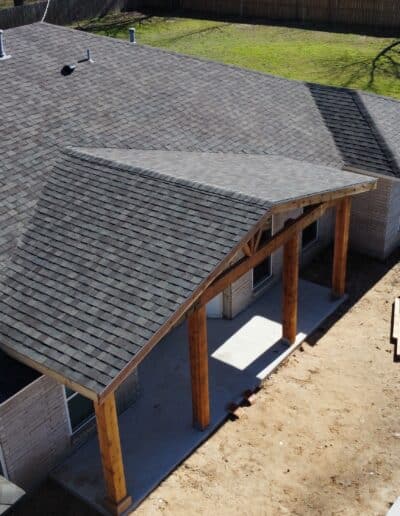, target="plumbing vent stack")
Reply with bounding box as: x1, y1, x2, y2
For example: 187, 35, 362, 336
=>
0, 30, 11, 61
86, 49, 94, 63
129, 27, 136, 44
